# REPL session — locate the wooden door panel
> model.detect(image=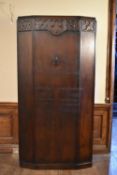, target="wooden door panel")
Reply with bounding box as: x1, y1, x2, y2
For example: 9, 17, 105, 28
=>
34, 31, 80, 163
